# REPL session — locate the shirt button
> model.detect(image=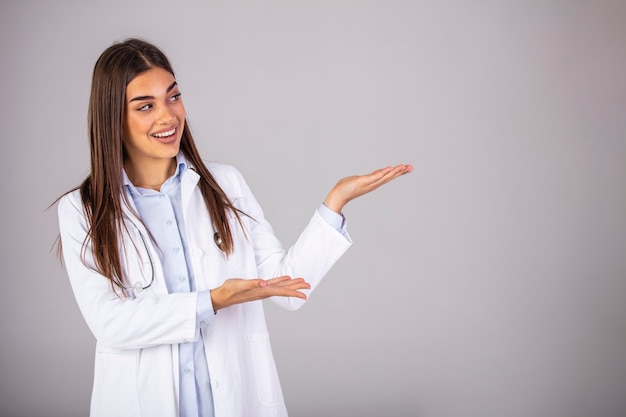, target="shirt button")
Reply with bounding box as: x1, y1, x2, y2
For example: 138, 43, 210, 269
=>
179, 276, 187, 283
184, 367, 192, 375
158, 194, 165, 200
166, 219, 173, 226
200, 321, 206, 327
173, 247, 180, 254
211, 379, 219, 389
191, 248, 203, 257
